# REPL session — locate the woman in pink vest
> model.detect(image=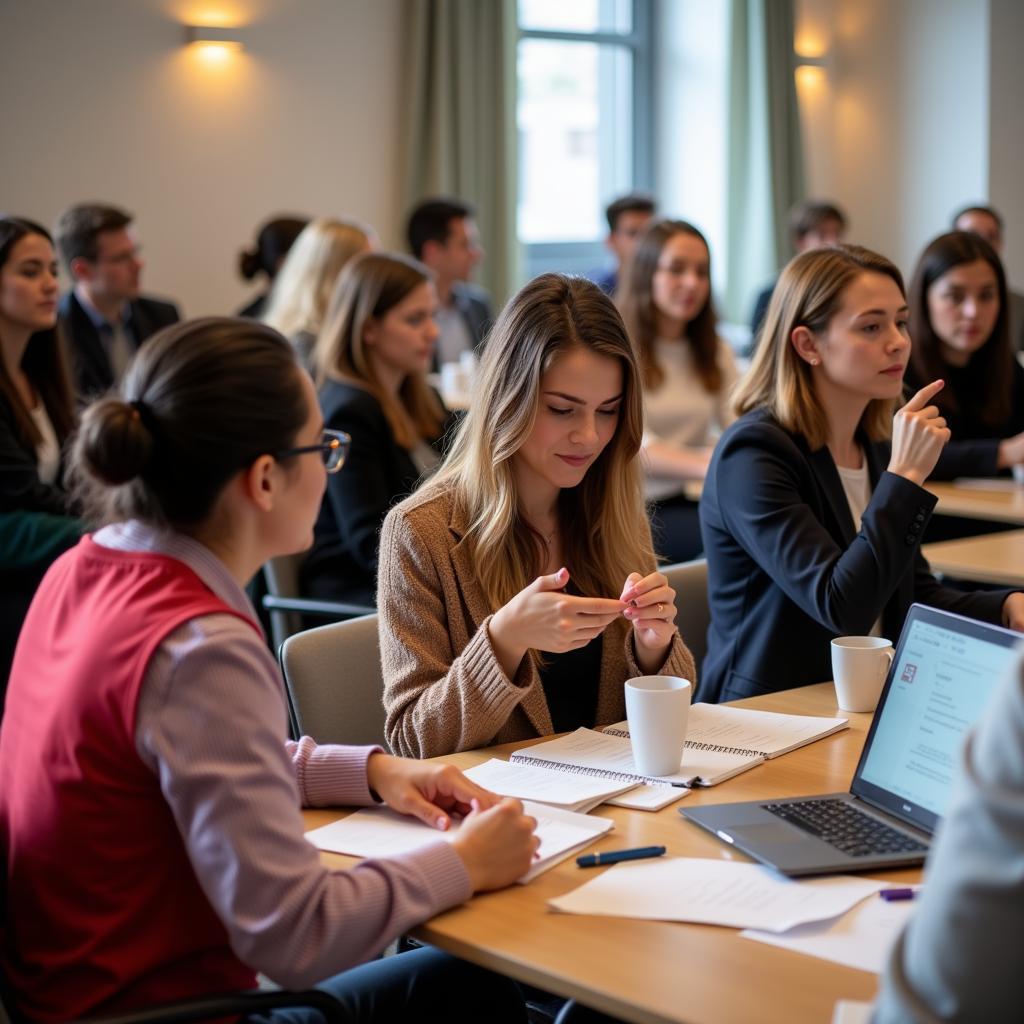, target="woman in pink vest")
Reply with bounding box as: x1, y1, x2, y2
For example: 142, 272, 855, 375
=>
0, 317, 537, 1023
